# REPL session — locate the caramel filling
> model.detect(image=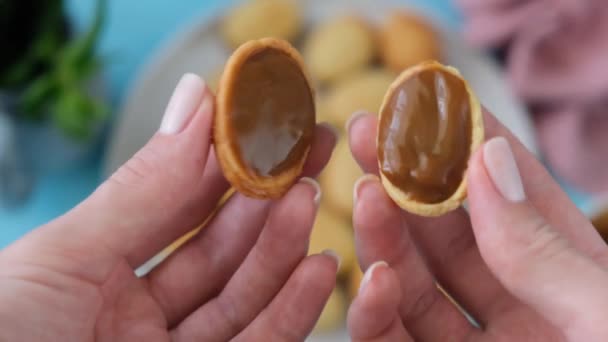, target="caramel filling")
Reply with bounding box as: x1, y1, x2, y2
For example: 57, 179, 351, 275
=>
378, 68, 472, 204
228, 48, 315, 177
